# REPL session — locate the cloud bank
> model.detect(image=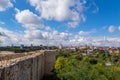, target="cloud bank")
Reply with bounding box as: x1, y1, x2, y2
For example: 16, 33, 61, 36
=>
1, 27, 120, 47
0, 0, 120, 47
